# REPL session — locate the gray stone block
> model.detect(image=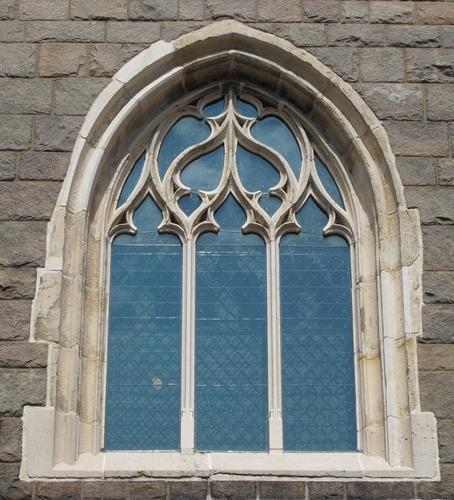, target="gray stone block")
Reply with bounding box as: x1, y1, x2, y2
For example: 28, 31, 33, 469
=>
0, 300, 31, 341
0, 367, 46, 416
422, 304, 454, 343
406, 186, 454, 224
370, 1, 415, 24
427, 84, 454, 121
442, 26, 454, 49
346, 481, 415, 499
395, 157, 436, 186
417, 464, 454, 499
129, 481, 167, 500
81, 481, 129, 499
39, 42, 87, 77
258, 0, 302, 23
162, 22, 206, 42
89, 43, 148, 77
260, 481, 307, 499
0, 0, 15, 20
360, 48, 405, 82
271, 23, 325, 48
0, 341, 47, 368
303, 1, 340, 23
438, 419, 454, 463
106, 21, 160, 43
129, 0, 178, 21
26, 20, 105, 42
179, 0, 203, 21
417, 2, 454, 25
34, 116, 83, 152
0, 21, 24, 42
205, 0, 256, 22
423, 271, 454, 304
384, 122, 449, 157
0, 152, 17, 180
0, 42, 36, 77
71, 0, 127, 20
438, 158, 454, 186
0, 417, 22, 462
19, 152, 70, 181
387, 25, 441, 48
0, 183, 60, 221
55, 78, 110, 115
0, 78, 52, 114
0, 221, 47, 267
210, 481, 255, 500
418, 344, 454, 371
0, 268, 36, 300
0, 463, 34, 499
169, 481, 207, 499
419, 371, 454, 418
423, 226, 454, 271
328, 24, 384, 47
317, 48, 360, 82
35, 481, 82, 499
19, 0, 69, 20
308, 481, 343, 499
0, 116, 32, 151
407, 48, 454, 83
341, 1, 368, 24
